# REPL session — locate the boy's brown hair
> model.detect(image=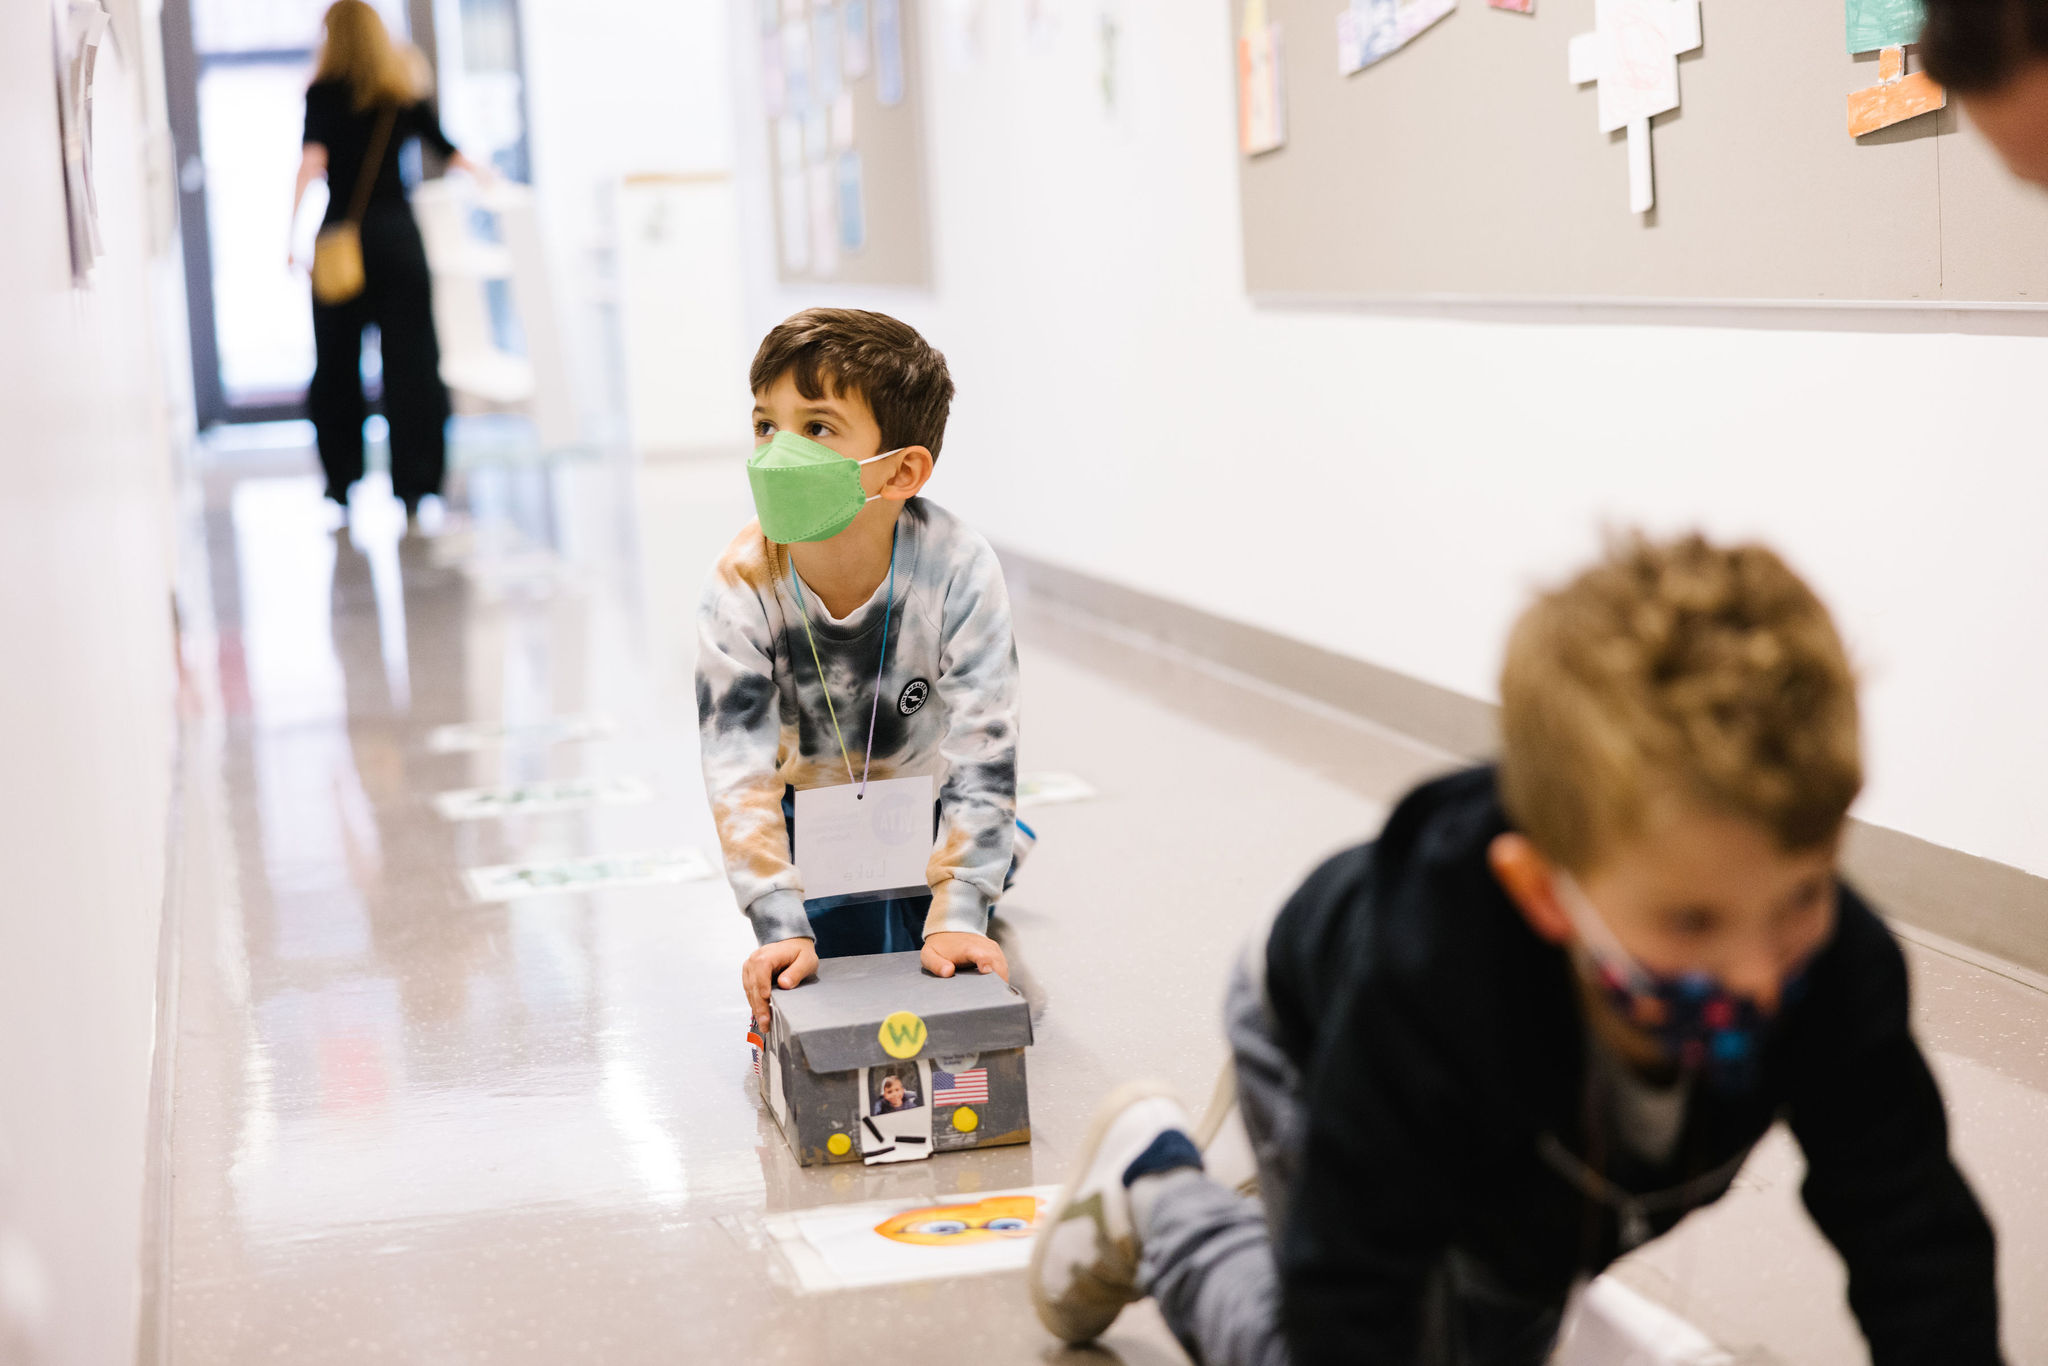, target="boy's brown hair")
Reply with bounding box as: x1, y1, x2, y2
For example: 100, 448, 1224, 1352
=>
1498, 532, 1862, 873
750, 308, 956, 458
1922, 0, 2048, 92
